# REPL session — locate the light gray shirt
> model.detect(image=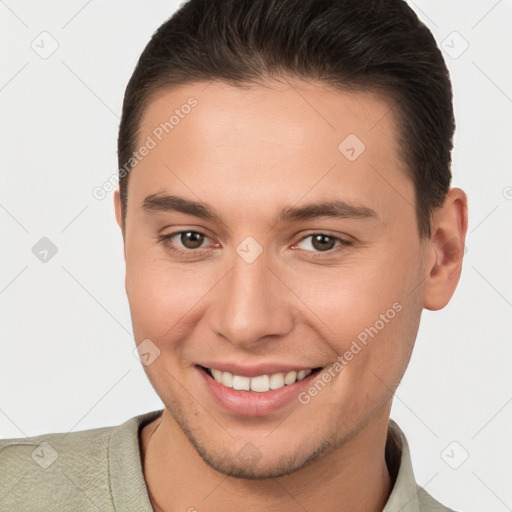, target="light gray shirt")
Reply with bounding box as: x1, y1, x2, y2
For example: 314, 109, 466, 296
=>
0, 410, 456, 511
